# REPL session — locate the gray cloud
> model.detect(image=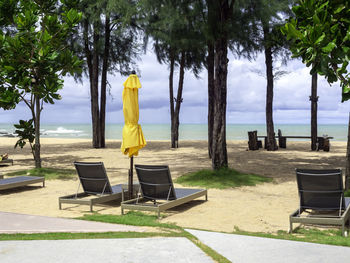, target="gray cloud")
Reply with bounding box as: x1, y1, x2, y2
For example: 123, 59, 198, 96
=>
1, 50, 348, 125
